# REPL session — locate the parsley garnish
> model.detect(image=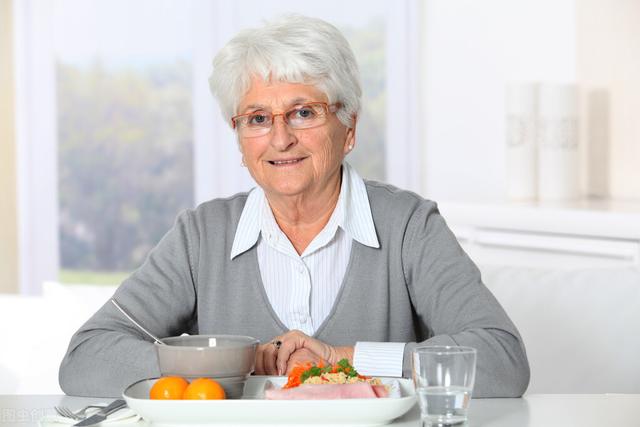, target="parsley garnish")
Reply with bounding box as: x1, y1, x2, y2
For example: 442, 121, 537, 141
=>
336, 358, 358, 377
299, 358, 359, 382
